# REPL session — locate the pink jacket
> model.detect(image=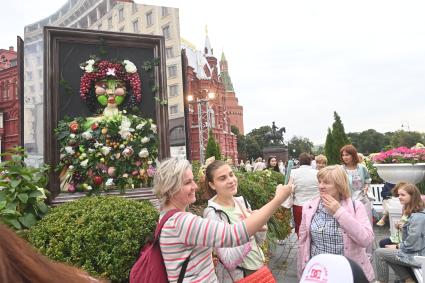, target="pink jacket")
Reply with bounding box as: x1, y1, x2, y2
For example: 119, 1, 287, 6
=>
297, 197, 375, 281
